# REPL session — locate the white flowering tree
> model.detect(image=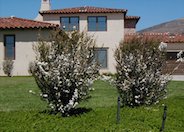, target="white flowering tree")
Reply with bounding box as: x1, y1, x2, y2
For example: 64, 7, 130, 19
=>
177, 51, 184, 62
115, 36, 169, 106
173, 50, 184, 74
31, 30, 99, 116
